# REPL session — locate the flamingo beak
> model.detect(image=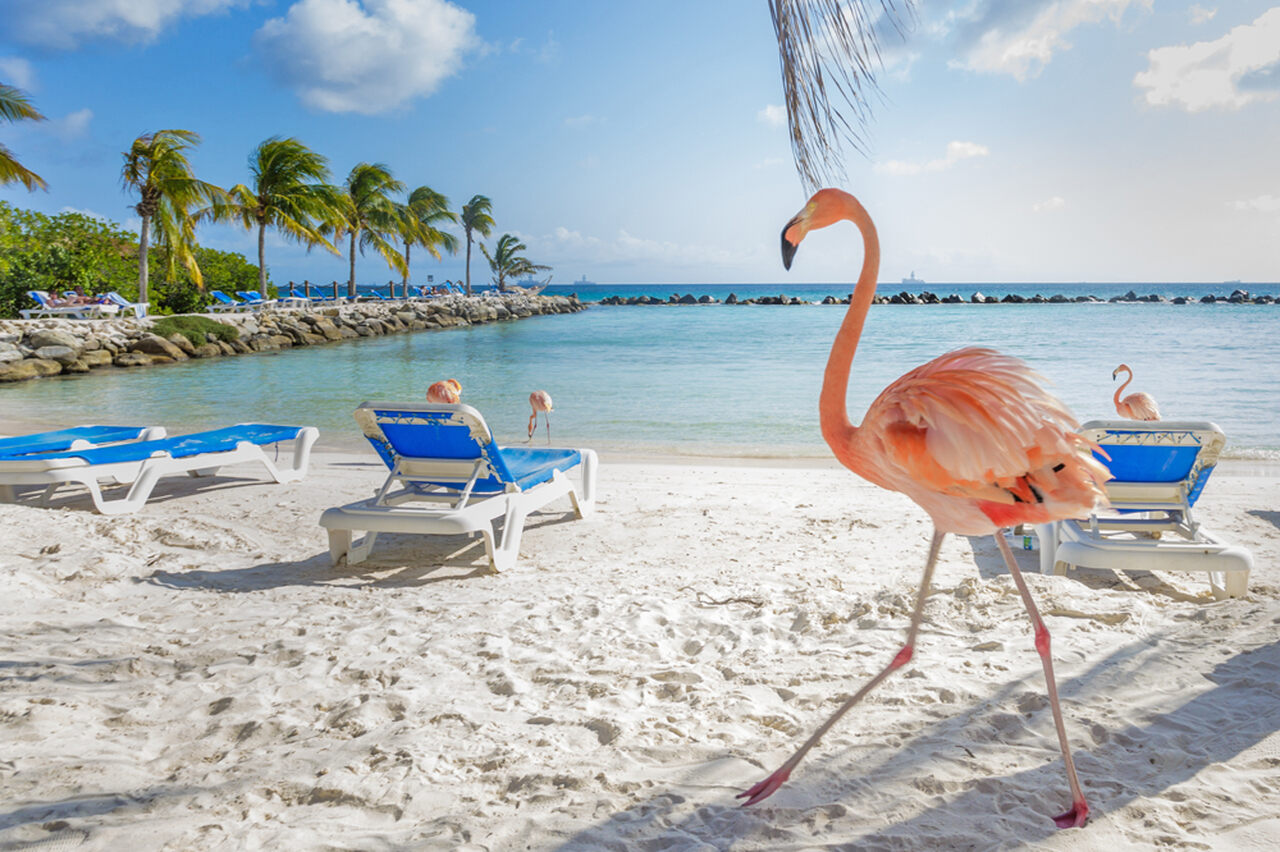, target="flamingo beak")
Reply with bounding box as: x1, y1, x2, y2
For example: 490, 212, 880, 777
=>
1111, 369, 1120, 381
781, 215, 803, 270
